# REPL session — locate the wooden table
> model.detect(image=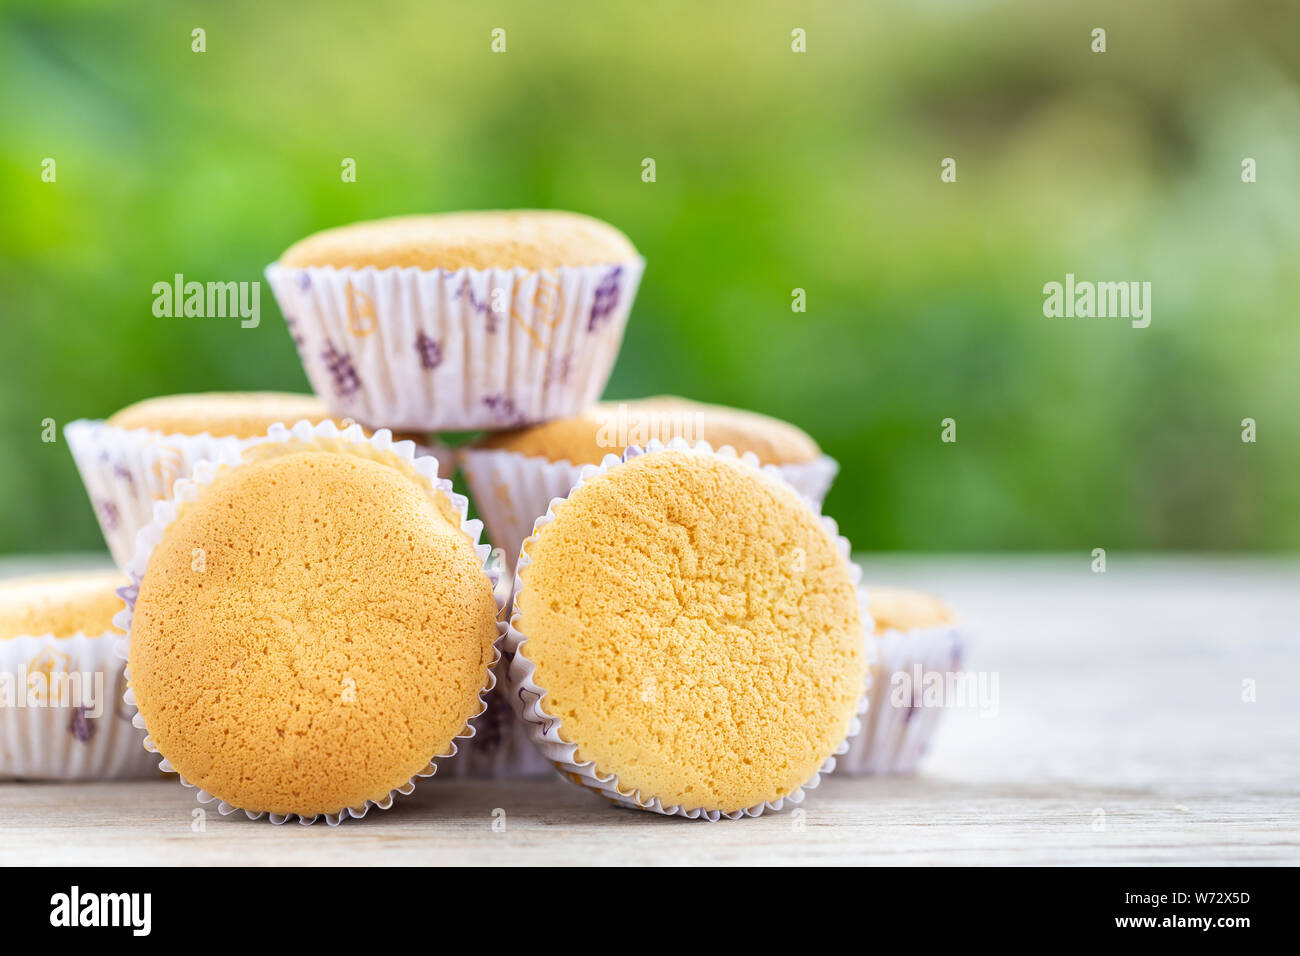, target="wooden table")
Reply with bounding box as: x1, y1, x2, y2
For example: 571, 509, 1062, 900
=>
2, 554, 1297, 865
